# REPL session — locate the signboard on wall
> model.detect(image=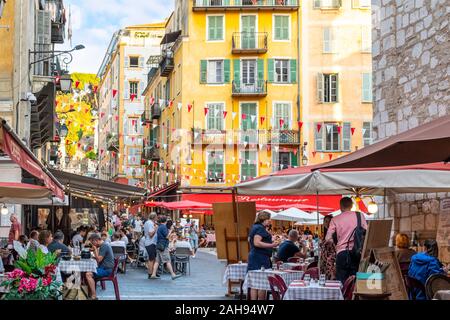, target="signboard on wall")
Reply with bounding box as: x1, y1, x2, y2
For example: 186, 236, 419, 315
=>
437, 198, 450, 263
